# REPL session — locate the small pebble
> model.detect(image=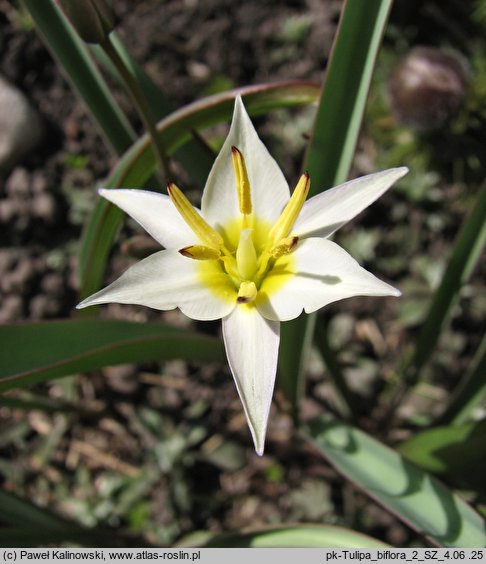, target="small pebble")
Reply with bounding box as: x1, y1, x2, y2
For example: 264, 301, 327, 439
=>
0, 75, 44, 169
